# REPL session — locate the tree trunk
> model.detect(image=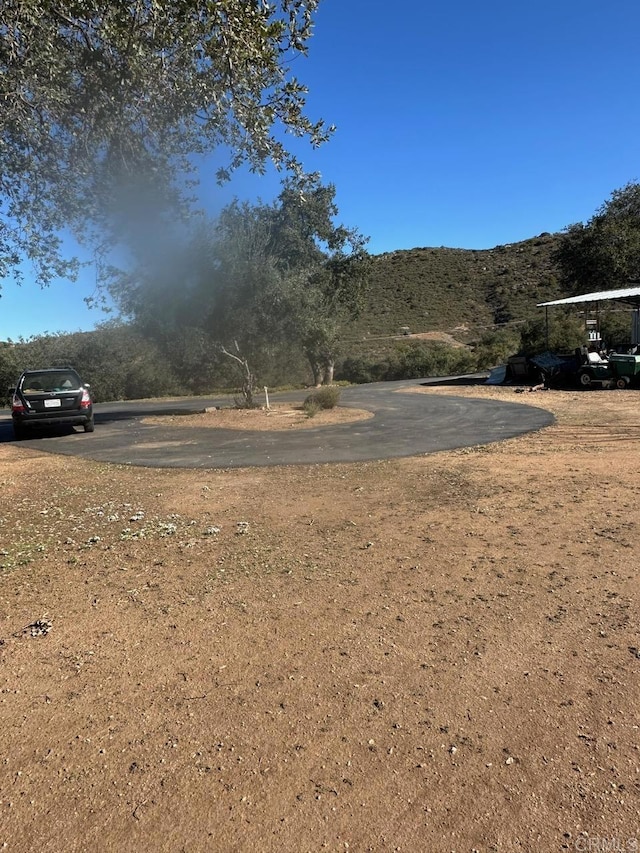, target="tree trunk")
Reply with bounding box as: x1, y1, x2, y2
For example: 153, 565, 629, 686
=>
304, 352, 321, 386
306, 348, 335, 386
322, 359, 335, 385
310, 360, 323, 387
